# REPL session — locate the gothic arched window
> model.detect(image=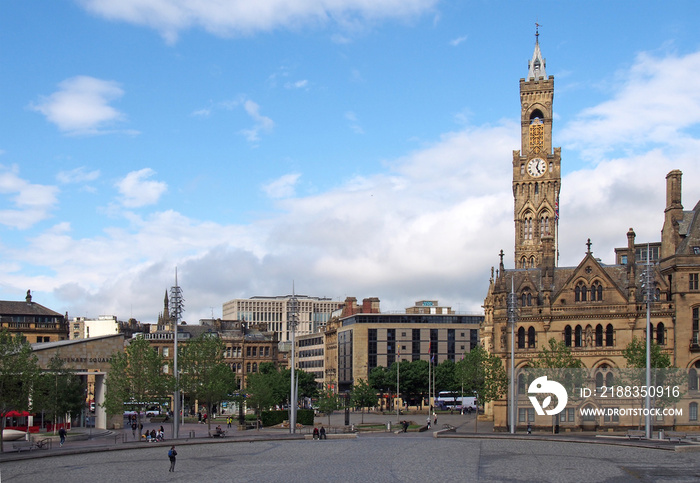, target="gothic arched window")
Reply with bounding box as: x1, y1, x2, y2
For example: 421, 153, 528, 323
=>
606, 324, 614, 346
517, 327, 525, 349
656, 322, 665, 345
574, 325, 583, 347
528, 326, 536, 348
595, 324, 603, 347
518, 373, 527, 394
689, 368, 698, 392
590, 281, 603, 301
606, 371, 614, 387
564, 325, 572, 347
